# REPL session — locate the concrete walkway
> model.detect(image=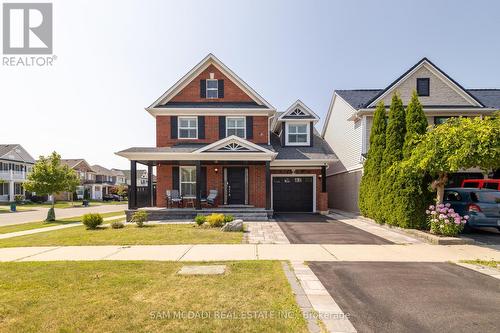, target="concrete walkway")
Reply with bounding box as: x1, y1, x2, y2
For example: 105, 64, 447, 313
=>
0, 243, 498, 262
0, 204, 127, 227
0, 215, 126, 240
